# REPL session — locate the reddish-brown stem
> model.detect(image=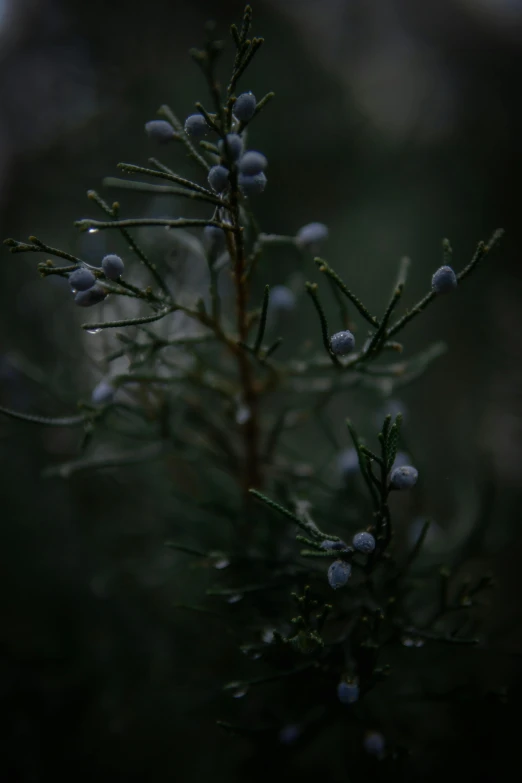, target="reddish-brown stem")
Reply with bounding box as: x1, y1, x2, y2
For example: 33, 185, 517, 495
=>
228, 184, 262, 495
